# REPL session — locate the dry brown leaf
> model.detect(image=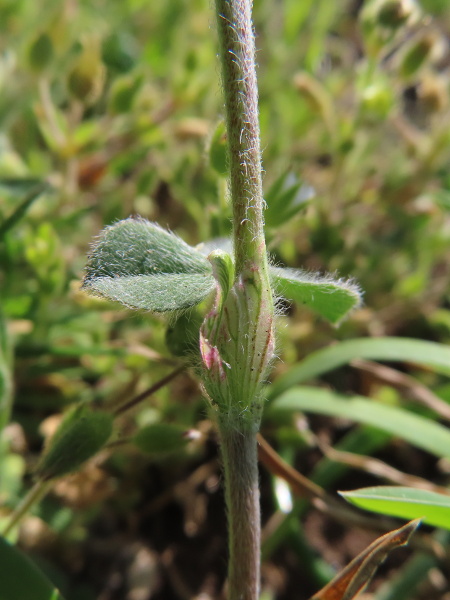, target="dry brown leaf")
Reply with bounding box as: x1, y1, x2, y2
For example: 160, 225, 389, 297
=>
257, 434, 401, 535
257, 433, 325, 501
308, 519, 420, 600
